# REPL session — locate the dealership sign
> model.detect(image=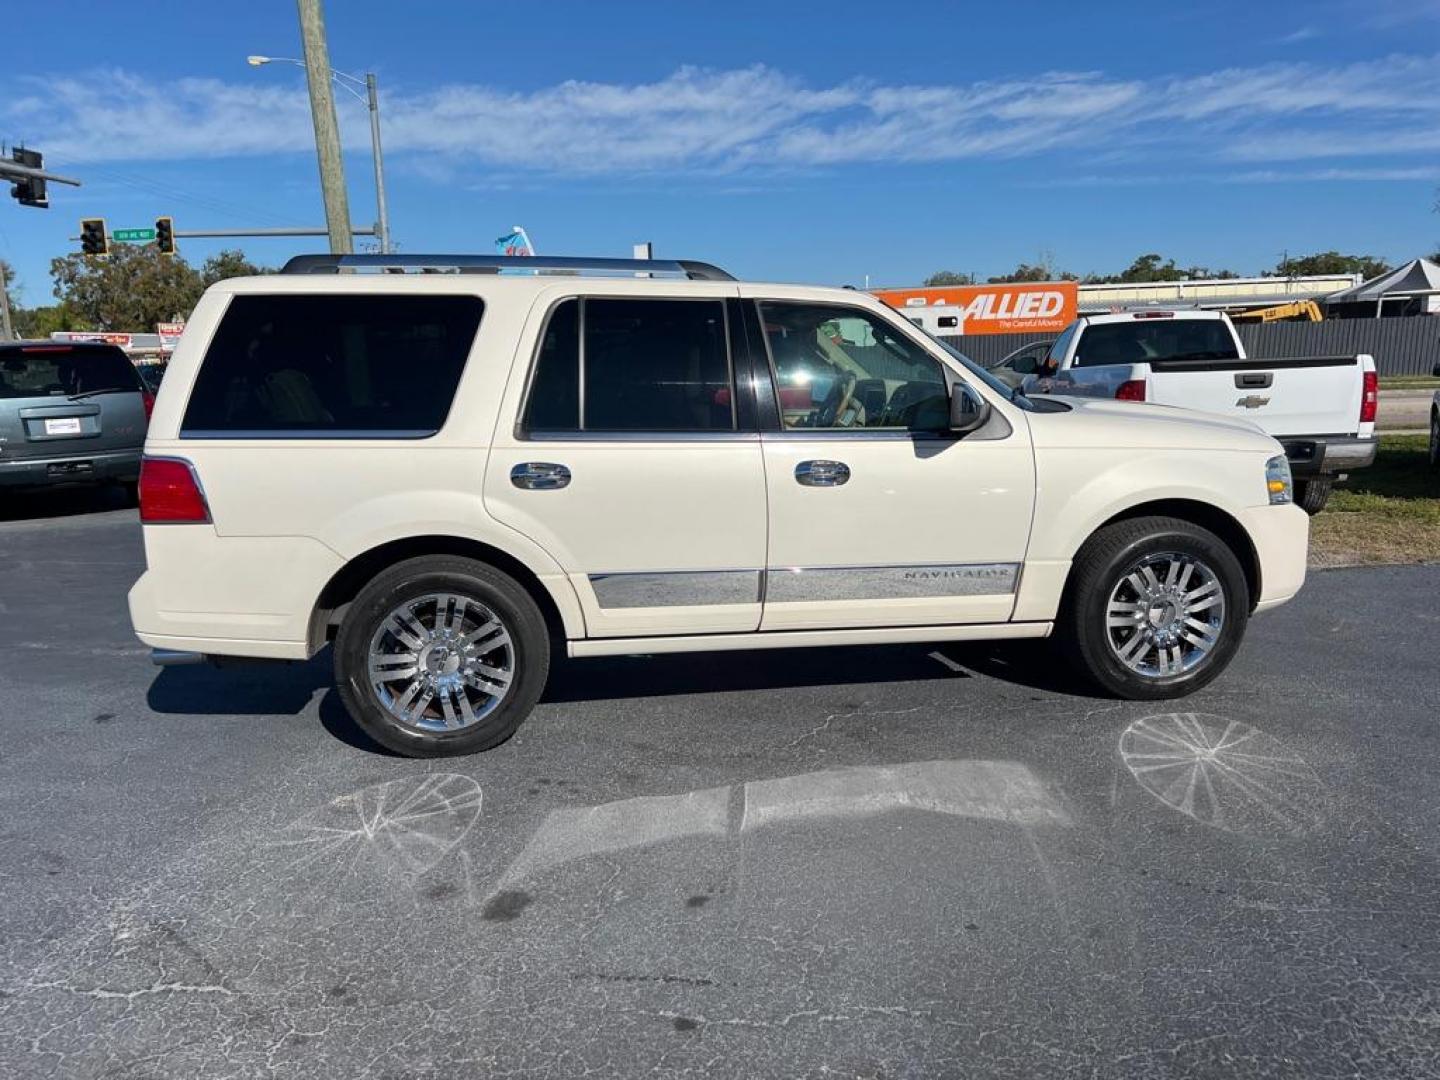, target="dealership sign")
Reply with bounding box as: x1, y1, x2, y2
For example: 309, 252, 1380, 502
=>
872, 282, 1077, 335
